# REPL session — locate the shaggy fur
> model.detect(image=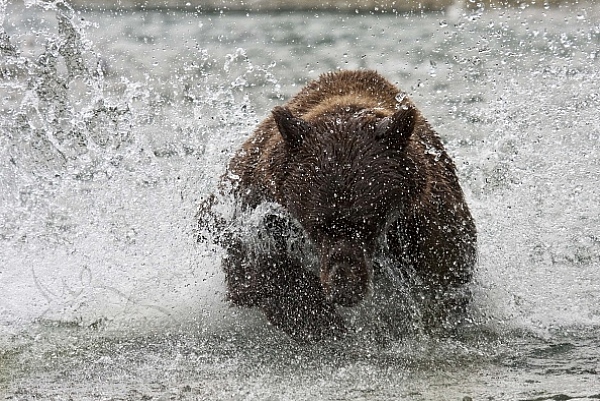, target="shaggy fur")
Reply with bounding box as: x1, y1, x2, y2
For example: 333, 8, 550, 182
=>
200, 70, 477, 341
